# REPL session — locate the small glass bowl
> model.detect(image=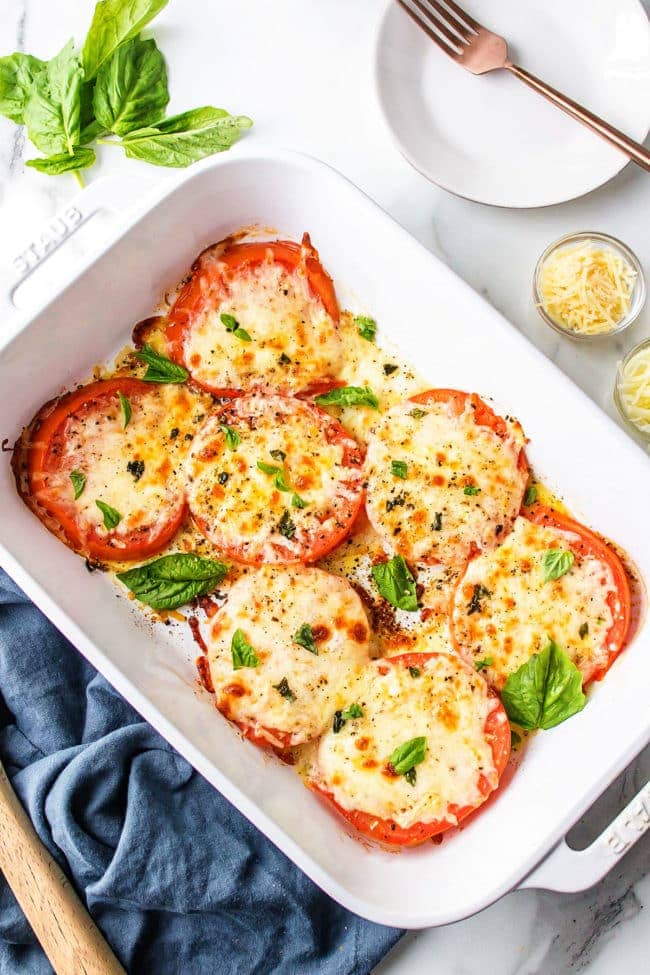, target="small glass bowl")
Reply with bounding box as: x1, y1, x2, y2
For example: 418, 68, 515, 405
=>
533, 231, 646, 341
614, 337, 650, 444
